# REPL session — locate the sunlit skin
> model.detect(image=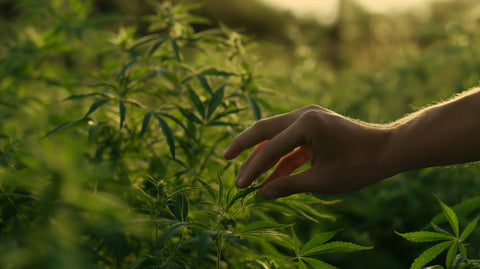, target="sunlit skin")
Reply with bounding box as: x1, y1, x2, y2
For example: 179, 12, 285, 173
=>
223, 87, 480, 199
